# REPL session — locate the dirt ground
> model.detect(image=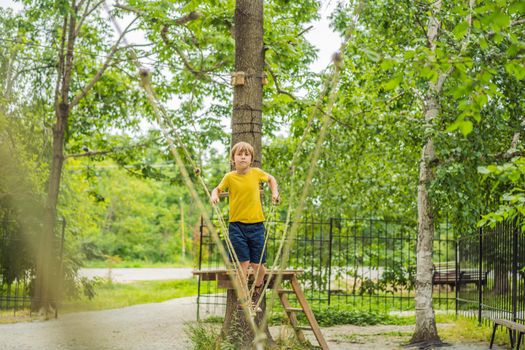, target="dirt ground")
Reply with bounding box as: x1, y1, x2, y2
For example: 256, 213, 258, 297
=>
293, 324, 504, 350
0, 296, 505, 350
